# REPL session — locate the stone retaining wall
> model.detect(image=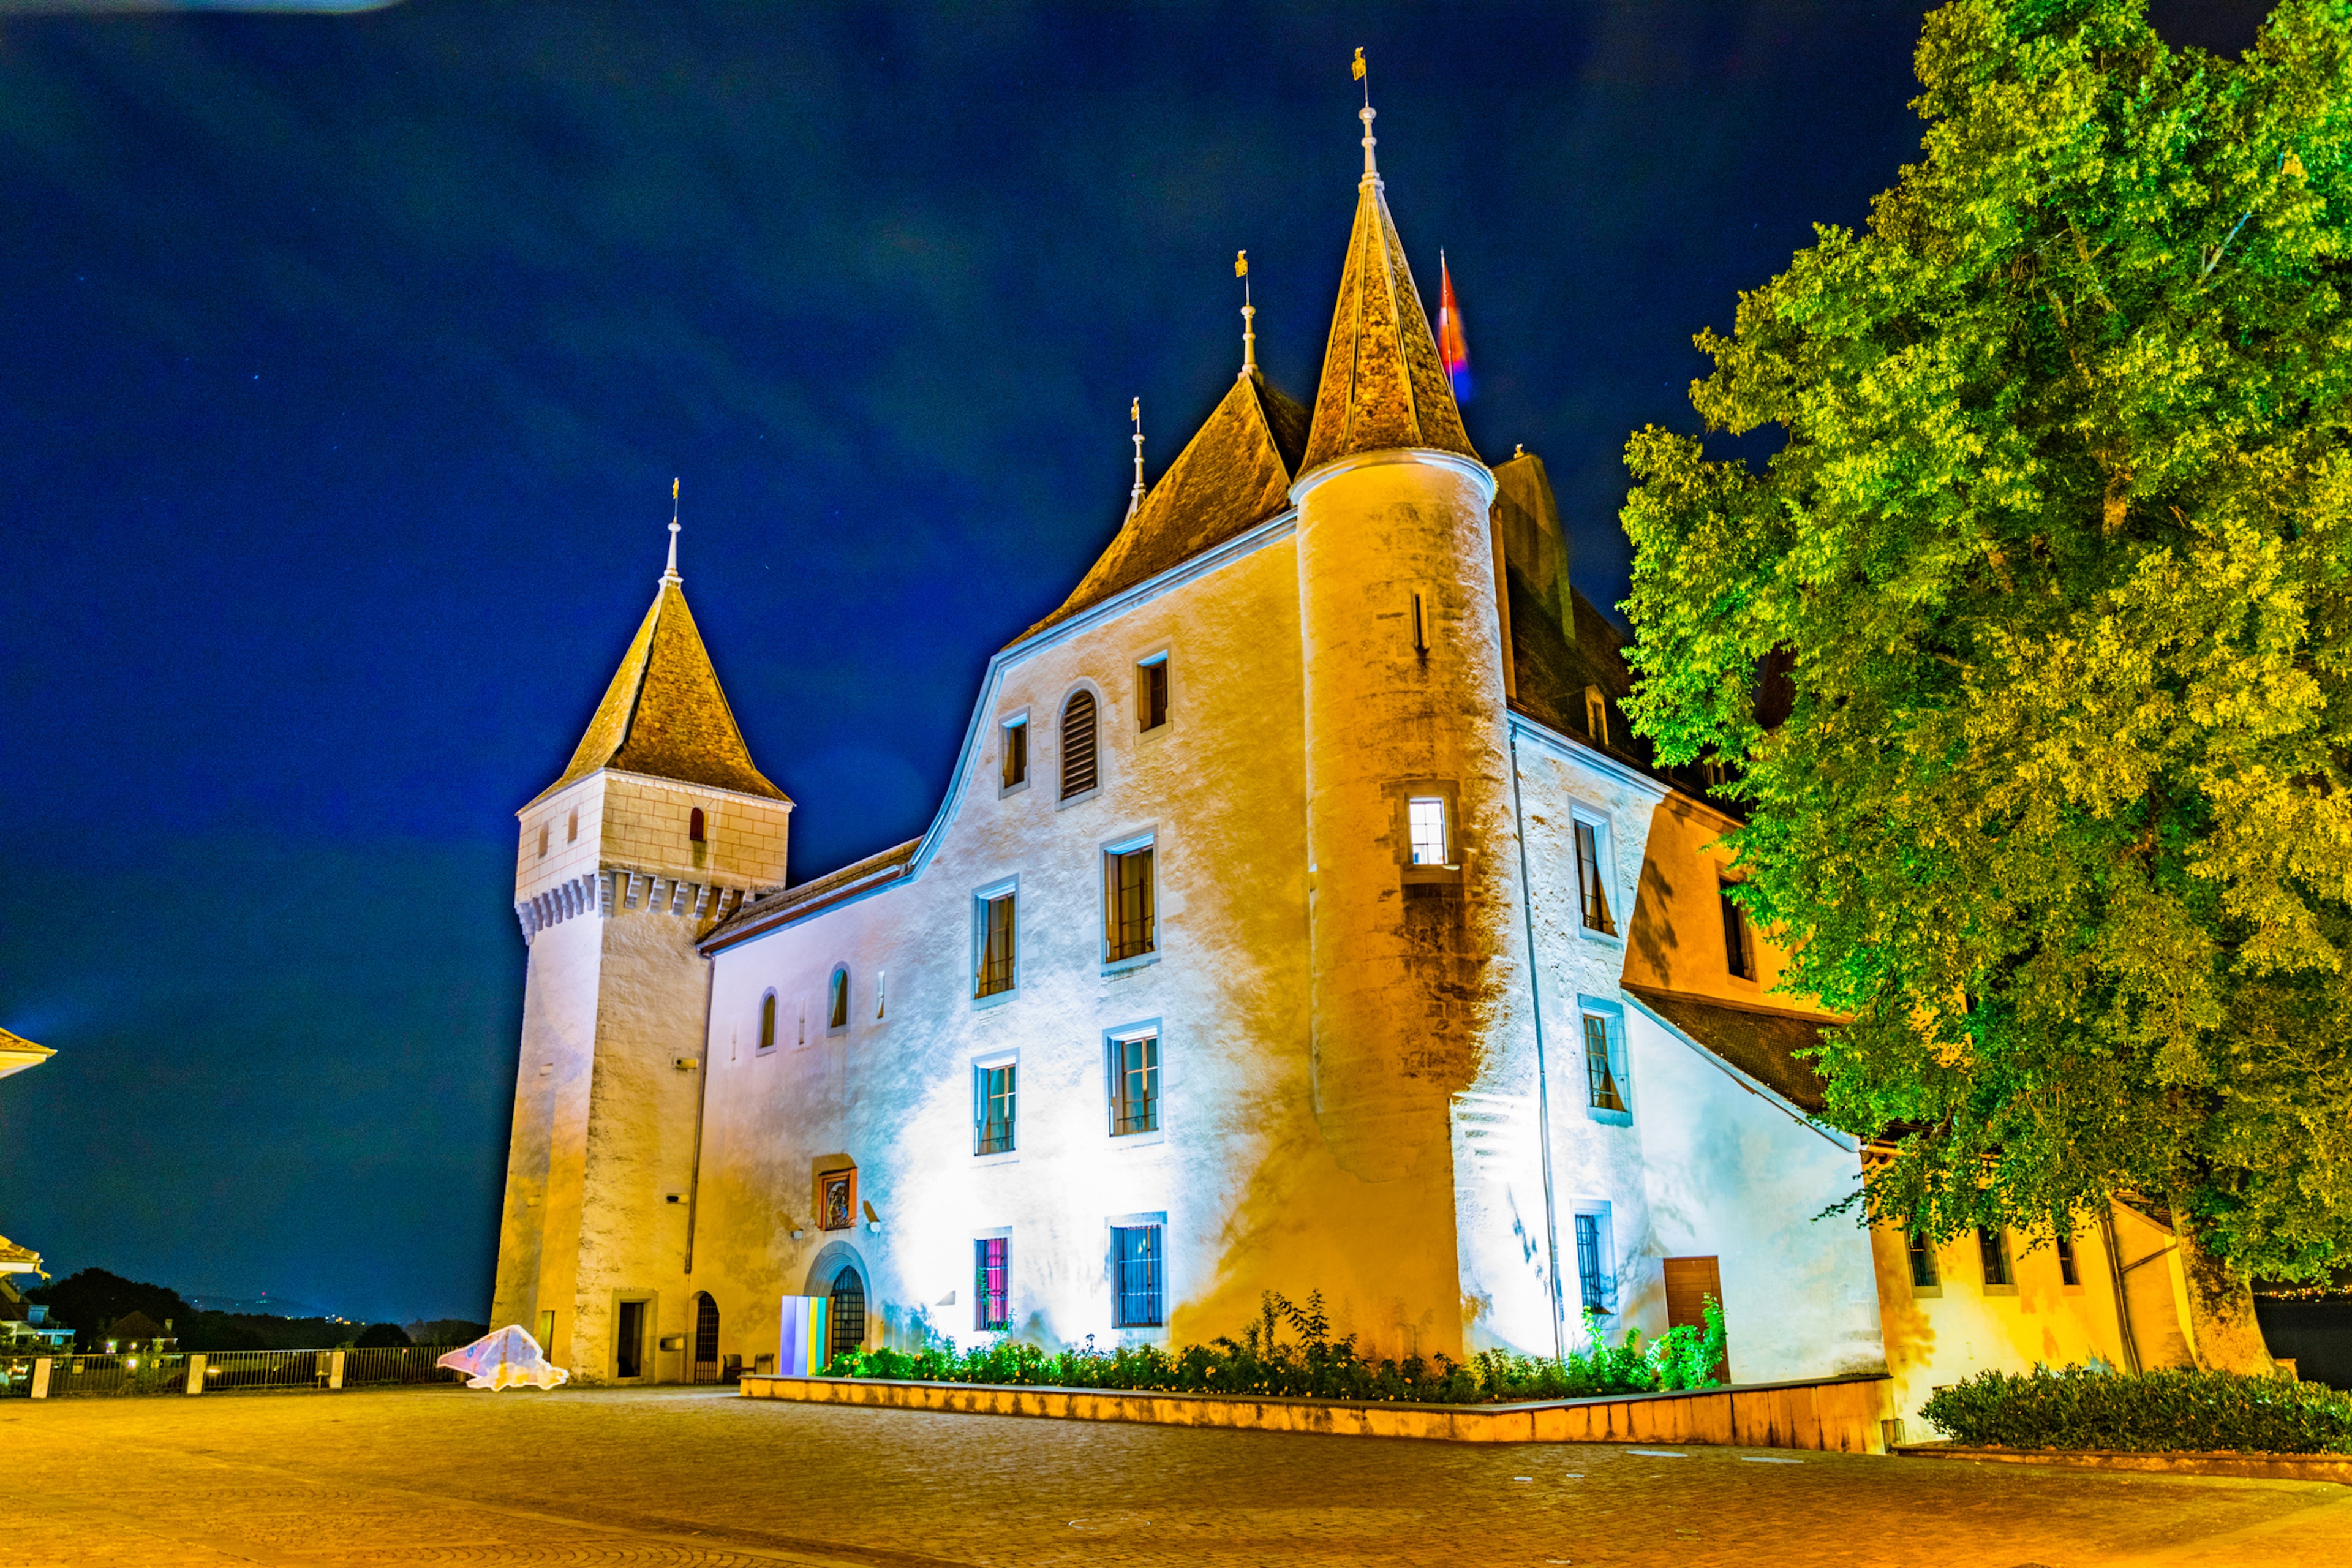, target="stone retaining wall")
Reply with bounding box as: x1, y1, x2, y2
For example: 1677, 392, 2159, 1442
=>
738, 1370, 1894, 1451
